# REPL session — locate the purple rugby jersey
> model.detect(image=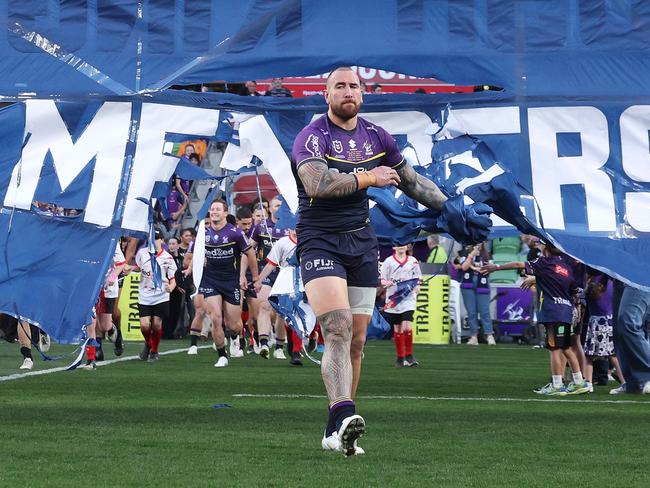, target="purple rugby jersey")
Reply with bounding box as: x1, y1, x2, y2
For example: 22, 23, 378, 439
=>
291, 115, 405, 233
250, 219, 289, 269
190, 223, 251, 282
525, 254, 577, 324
